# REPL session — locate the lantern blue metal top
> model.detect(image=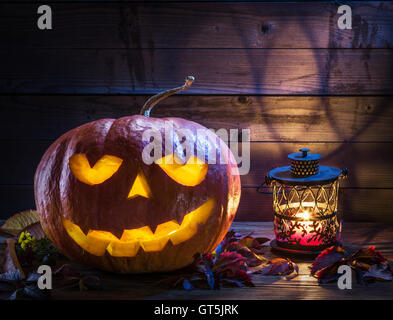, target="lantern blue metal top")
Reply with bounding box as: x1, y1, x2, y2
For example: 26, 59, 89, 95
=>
267, 148, 344, 186
288, 148, 322, 162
